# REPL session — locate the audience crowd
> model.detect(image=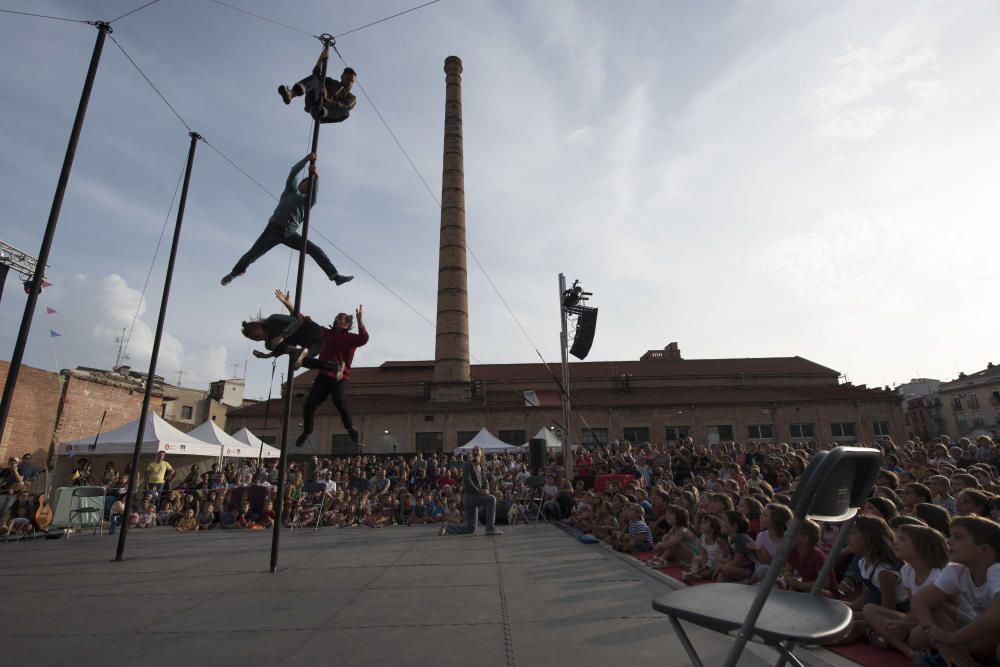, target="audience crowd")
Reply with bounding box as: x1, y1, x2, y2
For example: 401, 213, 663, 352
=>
5, 428, 1000, 665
